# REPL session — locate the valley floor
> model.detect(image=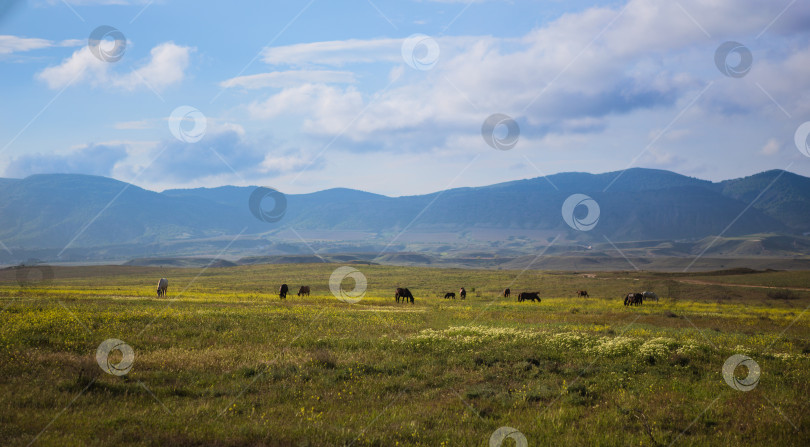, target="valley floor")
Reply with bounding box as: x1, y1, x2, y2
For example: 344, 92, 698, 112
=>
0, 264, 808, 446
